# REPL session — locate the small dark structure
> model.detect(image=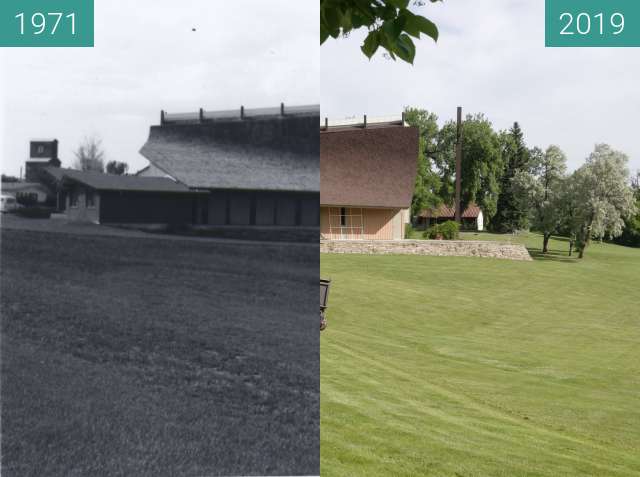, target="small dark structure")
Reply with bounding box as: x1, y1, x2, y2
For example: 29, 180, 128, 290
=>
42, 167, 202, 224
139, 104, 320, 227
25, 139, 61, 182
320, 279, 330, 331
